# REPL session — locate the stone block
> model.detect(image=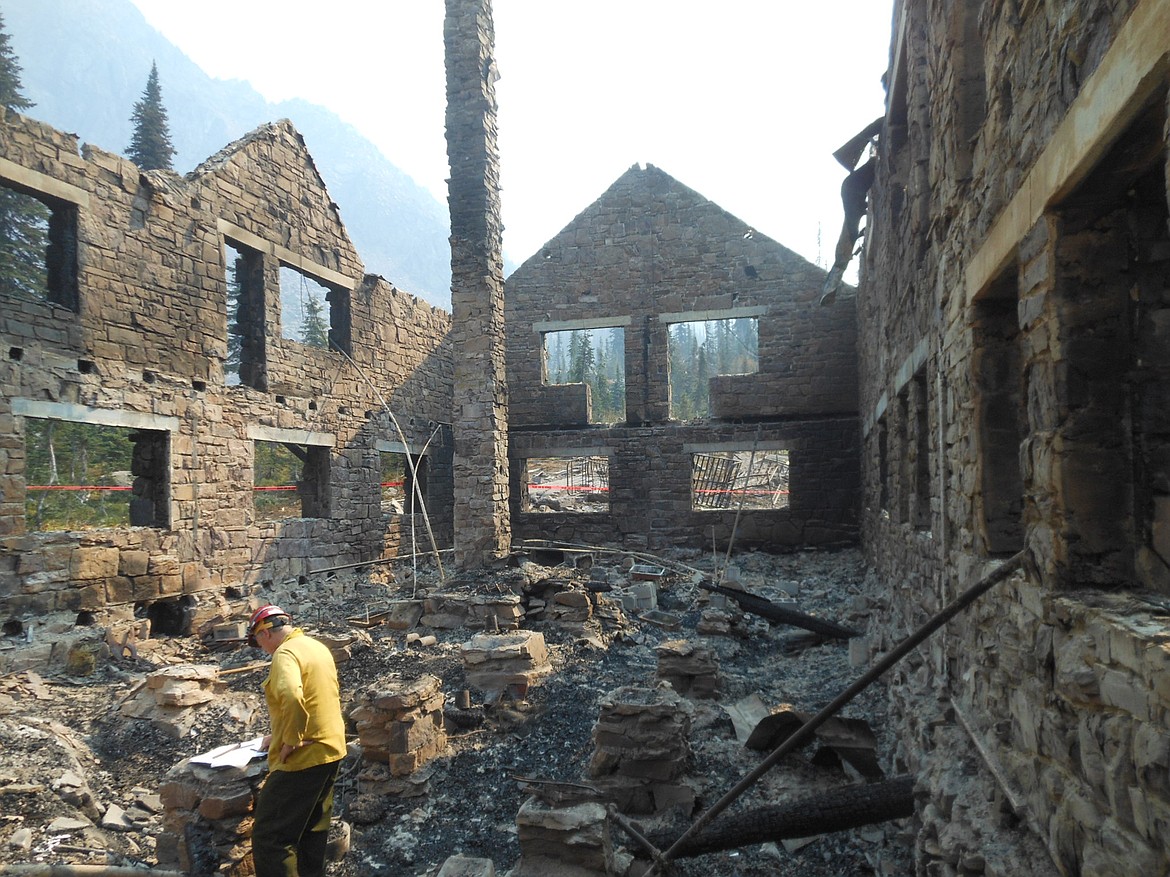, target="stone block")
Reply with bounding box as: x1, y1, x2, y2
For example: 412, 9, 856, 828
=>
386, 715, 443, 752
160, 780, 201, 811
70, 546, 119, 580
437, 854, 495, 876
369, 674, 442, 712
198, 789, 254, 820
385, 732, 448, 776
1099, 668, 1151, 721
